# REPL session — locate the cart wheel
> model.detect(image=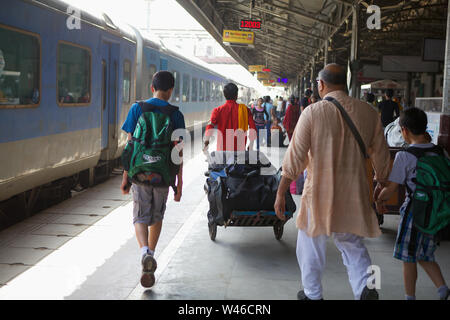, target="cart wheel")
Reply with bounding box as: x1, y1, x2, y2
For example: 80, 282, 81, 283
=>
273, 222, 284, 240
209, 222, 217, 241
